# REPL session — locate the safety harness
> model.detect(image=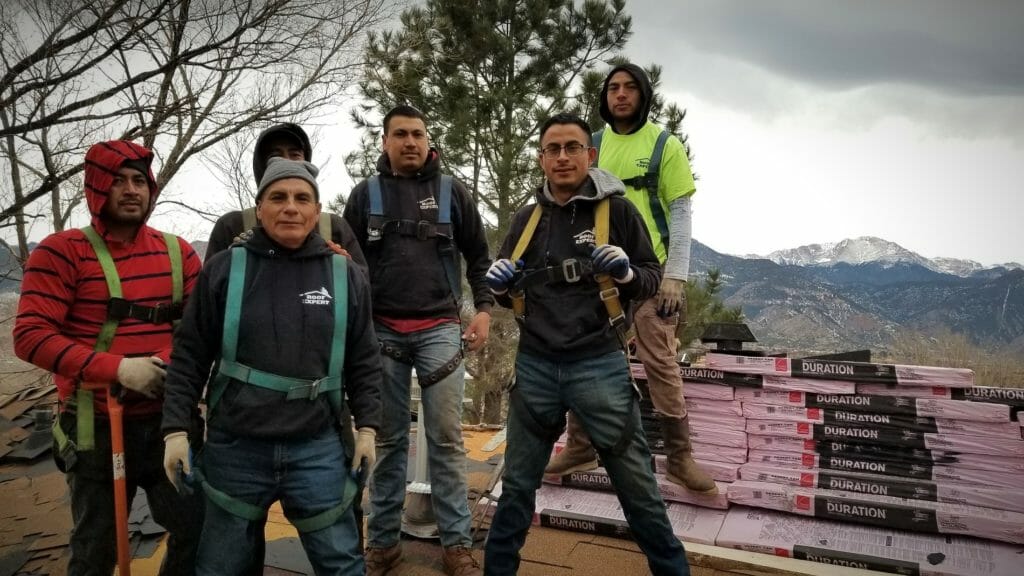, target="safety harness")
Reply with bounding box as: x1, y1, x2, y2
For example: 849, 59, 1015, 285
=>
508, 198, 634, 351
367, 174, 465, 388
198, 247, 357, 532
242, 206, 331, 240
53, 226, 183, 458
506, 199, 639, 454
593, 128, 671, 250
